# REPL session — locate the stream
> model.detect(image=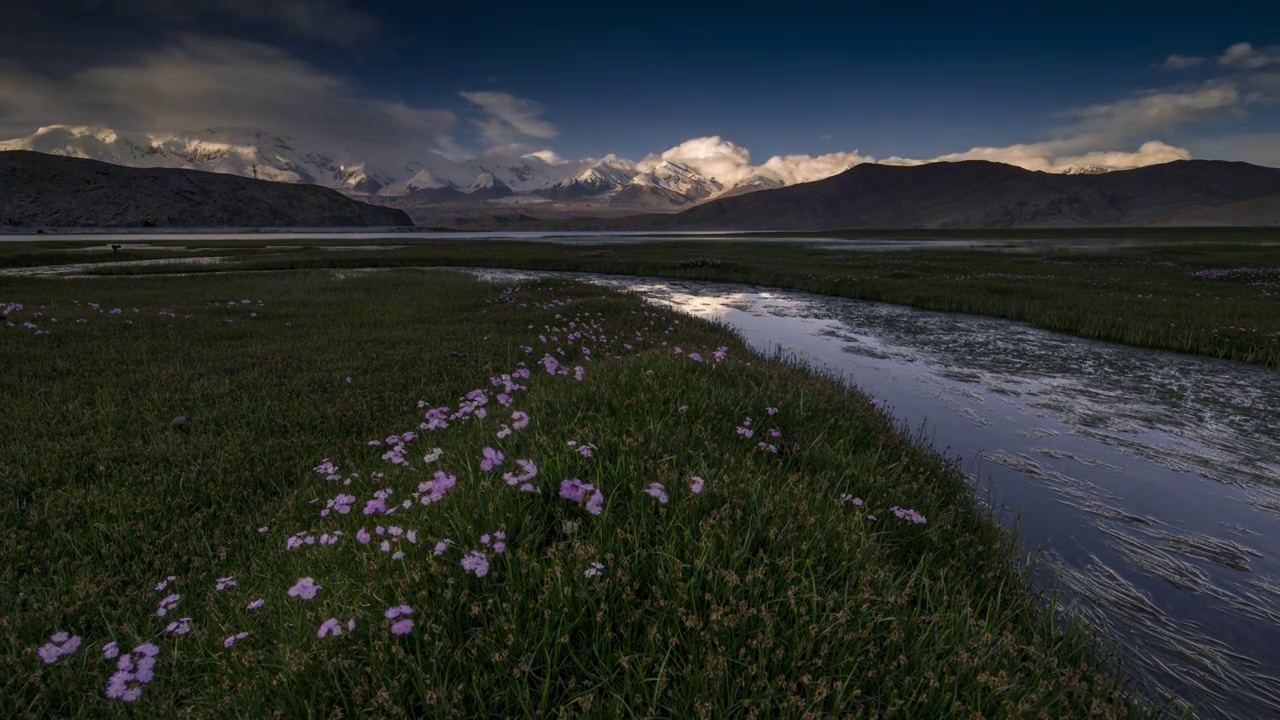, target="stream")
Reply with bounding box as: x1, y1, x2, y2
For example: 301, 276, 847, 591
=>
470, 269, 1280, 719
